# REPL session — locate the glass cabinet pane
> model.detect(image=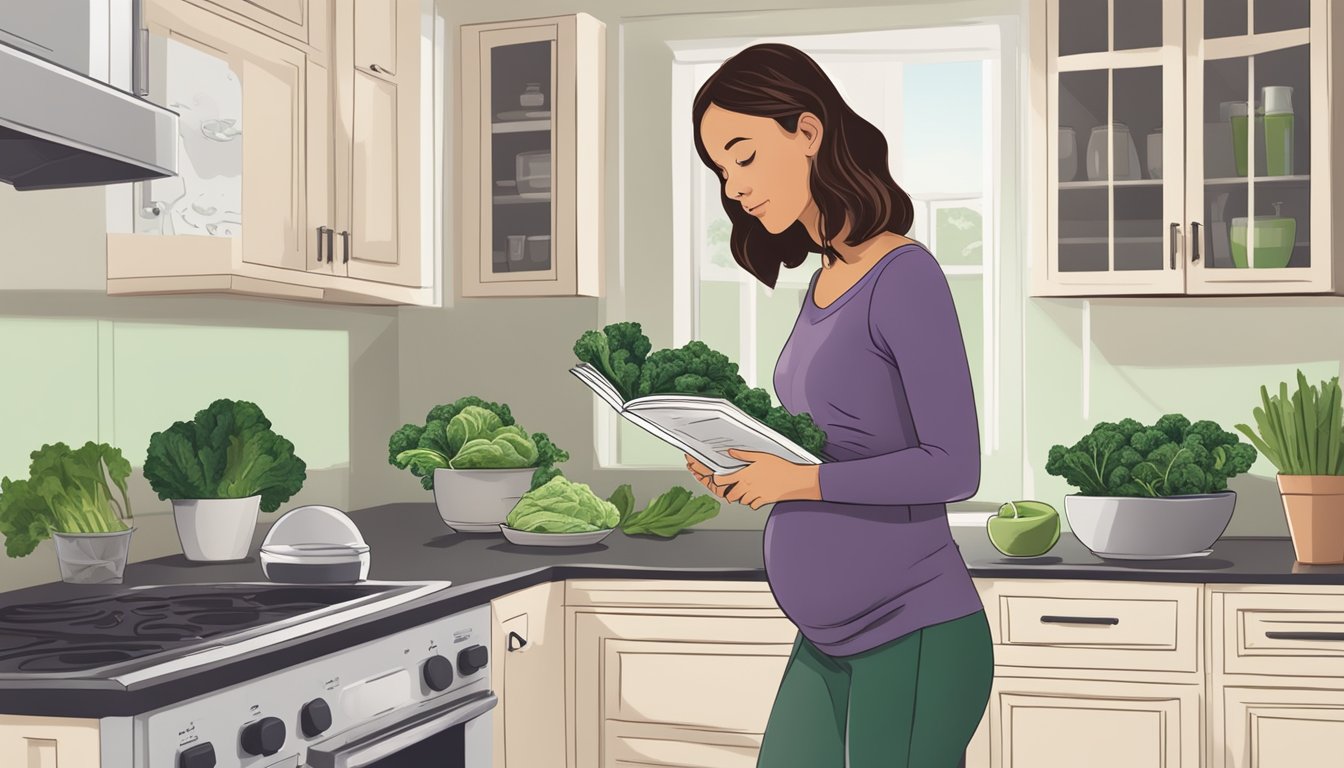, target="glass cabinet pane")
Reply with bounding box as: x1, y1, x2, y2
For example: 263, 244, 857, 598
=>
489, 40, 554, 275
1206, 0, 1248, 39
1113, 66, 1164, 270
1114, 0, 1162, 50
1254, 0, 1309, 34
1202, 32, 1311, 270
134, 35, 242, 237
1058, 69, 1107, 272
1058, 0, 1107, 56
